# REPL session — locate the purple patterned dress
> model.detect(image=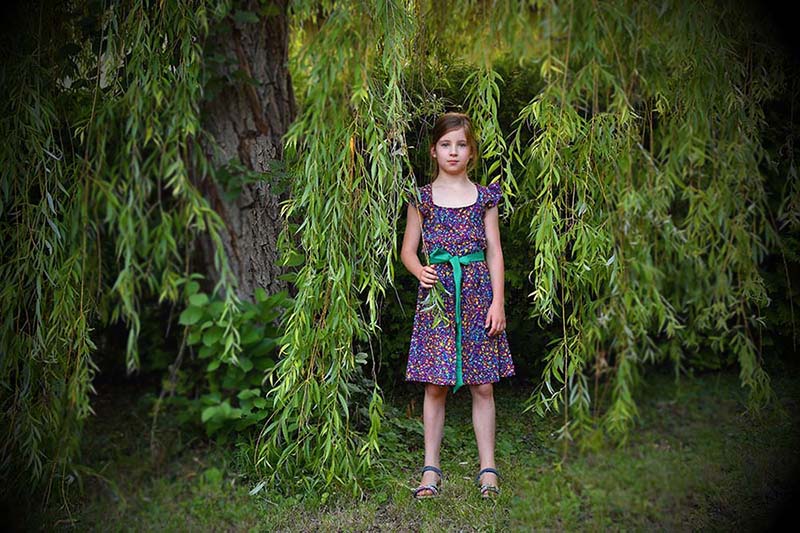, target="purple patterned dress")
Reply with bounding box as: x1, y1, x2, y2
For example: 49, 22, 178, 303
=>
405, 180, 515, 389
